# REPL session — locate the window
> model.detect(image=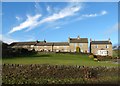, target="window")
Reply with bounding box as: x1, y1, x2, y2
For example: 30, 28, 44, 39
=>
107, 51, 108, 55
74, 43, 77, 48
95, 45, 98, 48
106, 45, 109, 48
64, 46, 66, 49
57, 46, 59, 48
31, 45, 34, 47
79, 43, 83, 47
81, 50, 83, 52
